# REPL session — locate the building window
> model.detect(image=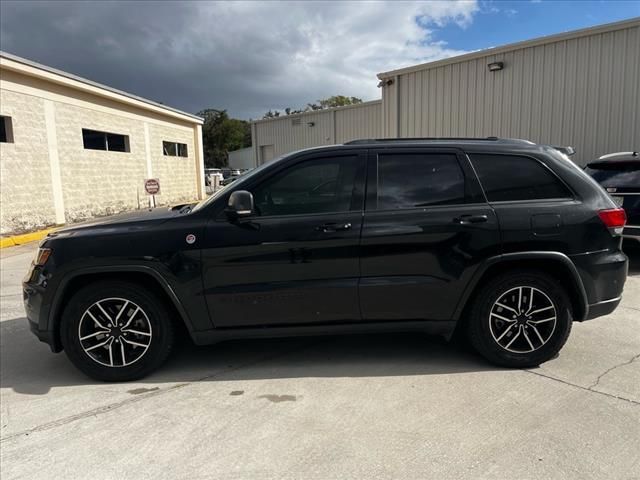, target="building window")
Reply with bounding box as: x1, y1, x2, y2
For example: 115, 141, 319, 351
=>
82, 128, 130, 152
163, 141, 188, 157
0, 116, 14, 143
